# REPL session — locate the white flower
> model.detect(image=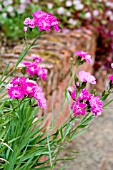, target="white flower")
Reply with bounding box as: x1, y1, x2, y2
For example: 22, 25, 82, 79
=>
93, 10, 99, 17
3, 1, 9, 6
65, 0, 72, 7
8, 0, 13, 4
57, 7, 65, 14
47, 3, 53, 9
110, 15, 113, 21
5, 0, 13, 5
20, 0, 26, 3
66, 11, 71, 16
73, 0, 81, 5
106, 2, 113, 8
111, 63, 113, 68
75, 3, 84, 10
2, 13, 7, 18
17, 8, 24, 14
24, 26, 27, 33
106, 10, 112, 16
69, 18, 77, 25
7, 6, 13, 13
84, 12, 91, 19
